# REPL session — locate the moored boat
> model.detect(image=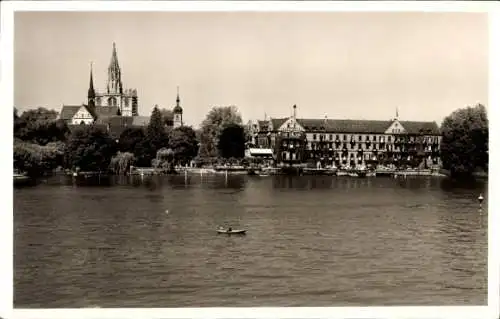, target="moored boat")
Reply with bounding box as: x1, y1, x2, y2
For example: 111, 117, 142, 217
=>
14, 172, 31, 186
